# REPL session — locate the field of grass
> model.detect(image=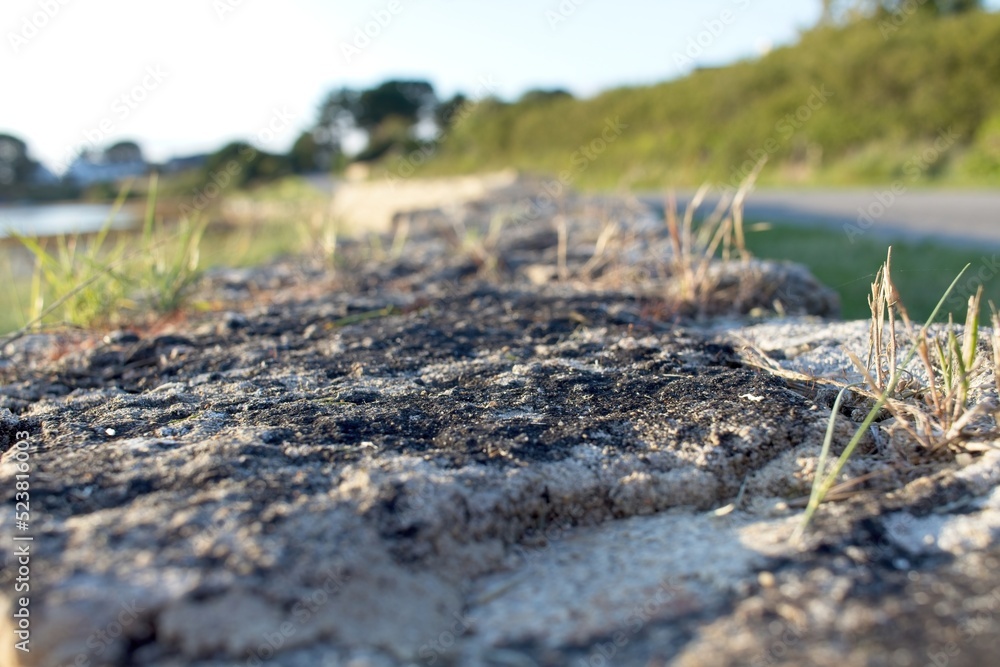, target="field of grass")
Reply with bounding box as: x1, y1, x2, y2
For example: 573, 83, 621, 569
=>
0, 175, 334, 337
743, 222, 998, 321
0, 252, 35, 335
